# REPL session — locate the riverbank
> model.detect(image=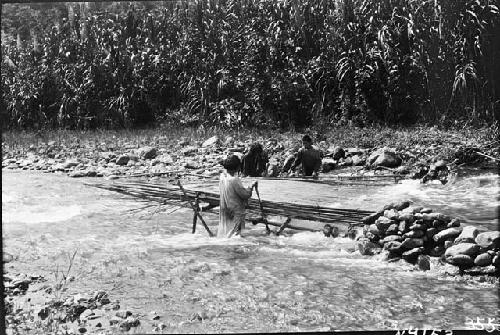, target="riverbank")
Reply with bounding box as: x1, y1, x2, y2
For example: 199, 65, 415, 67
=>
2, 125, 499, 180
